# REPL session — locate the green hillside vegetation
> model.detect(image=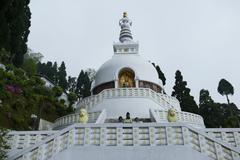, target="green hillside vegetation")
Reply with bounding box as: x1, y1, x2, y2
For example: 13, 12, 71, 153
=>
0, 62, 73, 130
